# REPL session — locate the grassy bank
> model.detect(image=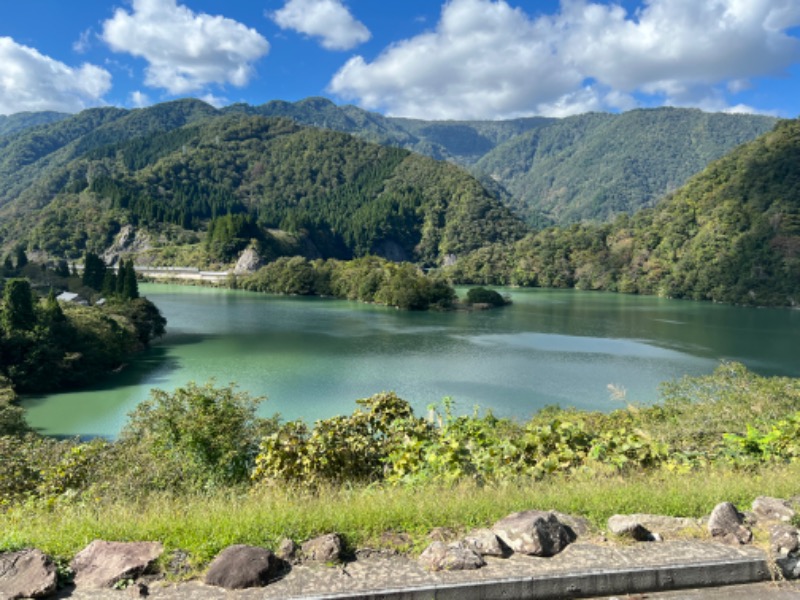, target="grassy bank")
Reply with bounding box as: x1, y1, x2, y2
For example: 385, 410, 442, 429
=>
3, 464, 800, 570
2, 363, 800, 578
